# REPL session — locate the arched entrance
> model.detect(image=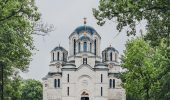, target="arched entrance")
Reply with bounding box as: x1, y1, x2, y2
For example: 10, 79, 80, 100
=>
81, 91, 89, 100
